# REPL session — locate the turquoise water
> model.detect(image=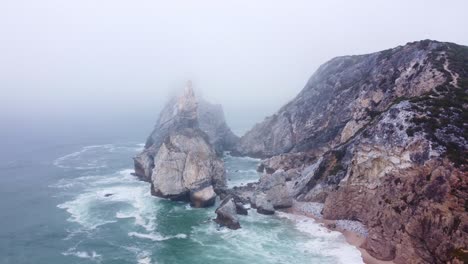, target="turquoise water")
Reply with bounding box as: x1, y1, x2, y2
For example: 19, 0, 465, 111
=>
1, 142, 363, 264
